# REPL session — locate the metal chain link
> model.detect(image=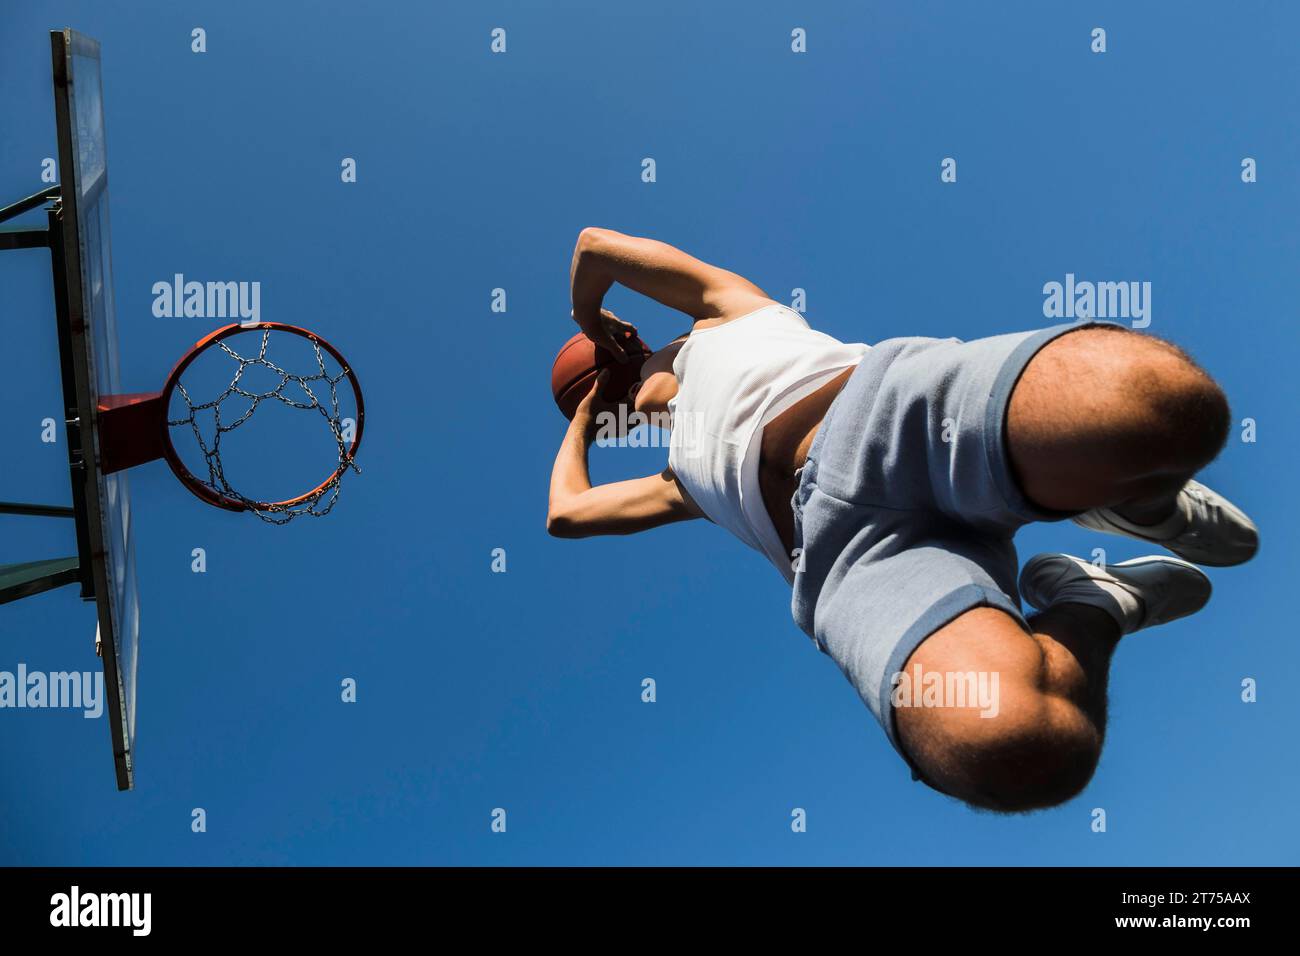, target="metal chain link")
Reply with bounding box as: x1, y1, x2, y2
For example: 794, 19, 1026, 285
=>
167, 328, 361, 524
